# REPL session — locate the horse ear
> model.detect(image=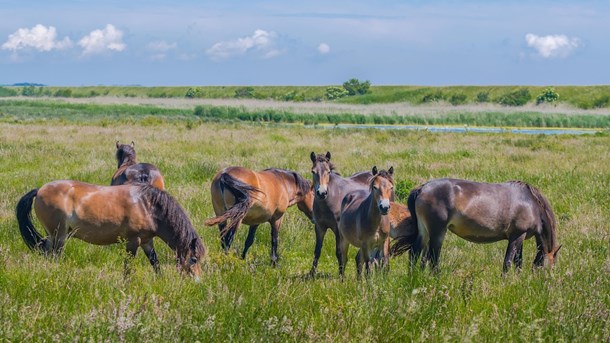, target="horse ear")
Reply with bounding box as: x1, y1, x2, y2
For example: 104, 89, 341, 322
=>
310, 152, 316, 163
388, 166, 394, 175
553, 245, 562, 257
325, 151, 331, 160
372, 166, 378, 175
116, 140, 120, 149
190, 238, 198, 251
131, 141, 135, 148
